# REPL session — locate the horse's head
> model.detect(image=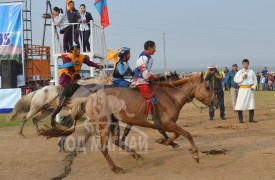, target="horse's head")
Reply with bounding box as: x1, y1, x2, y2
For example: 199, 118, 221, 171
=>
193, 72, 219, 108
170, 71, 180, 81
